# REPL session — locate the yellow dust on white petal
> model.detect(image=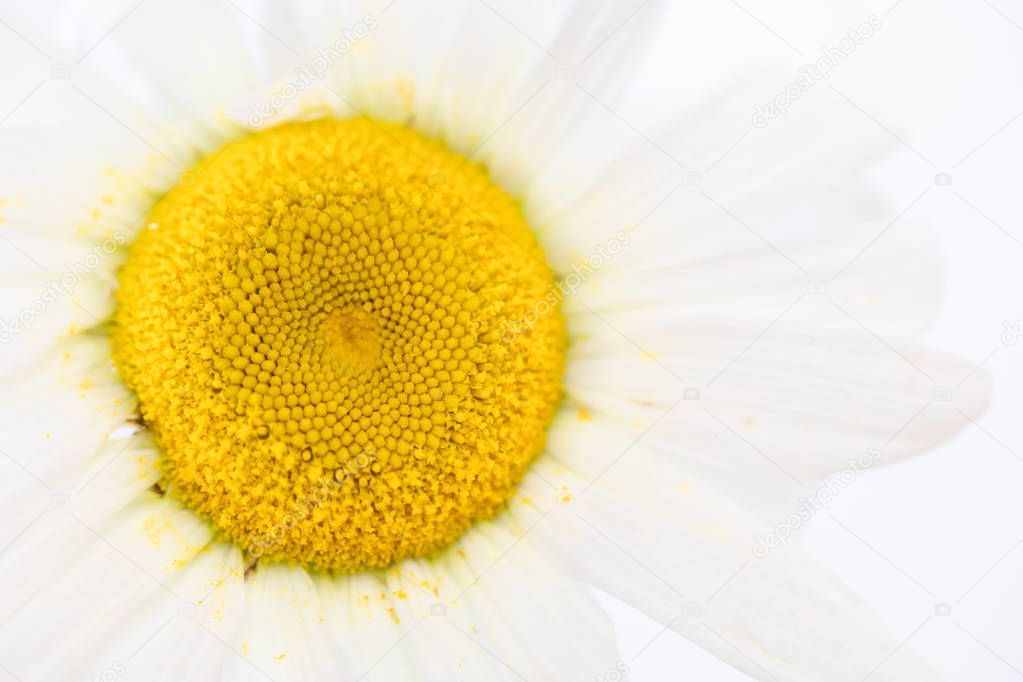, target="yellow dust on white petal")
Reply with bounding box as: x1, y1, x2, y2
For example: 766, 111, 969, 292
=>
112, 118, 565, 571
